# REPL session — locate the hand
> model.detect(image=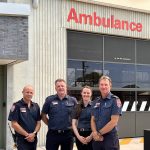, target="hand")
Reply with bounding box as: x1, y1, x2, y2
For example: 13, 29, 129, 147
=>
25, 133, 35, 142
77, 135, 88, 145
92, 131, 104, 141
92, 131, 99, 141
98, 134, 104, 141
85, 135, 92, 143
